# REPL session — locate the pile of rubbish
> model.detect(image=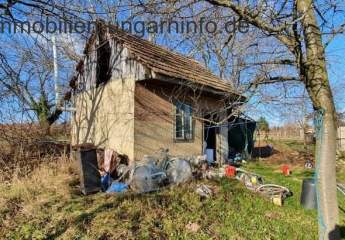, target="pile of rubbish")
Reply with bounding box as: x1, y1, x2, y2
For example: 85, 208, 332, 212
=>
77, 146, 240, 194
194, 162, 292, 206
78, 148, 207, 194
227, 152, 247, 166
75, 146, 293, 206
